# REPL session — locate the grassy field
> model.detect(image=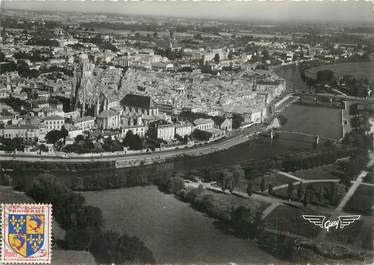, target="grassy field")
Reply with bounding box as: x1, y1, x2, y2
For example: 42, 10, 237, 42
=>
304, 62, 374, 82
324, 215, 373, 251
83, 186, 275, 264
263, 205, 324, 238
272, 182, 345, 207
52, 250, 95, 264
293, 164, 340, 181
344, 185, 374, 216
0, 185, 34, 203
250, 173, 295, 192
325, 217, 373, 249
325, 220, 364, 246
363, 171, 373, 184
